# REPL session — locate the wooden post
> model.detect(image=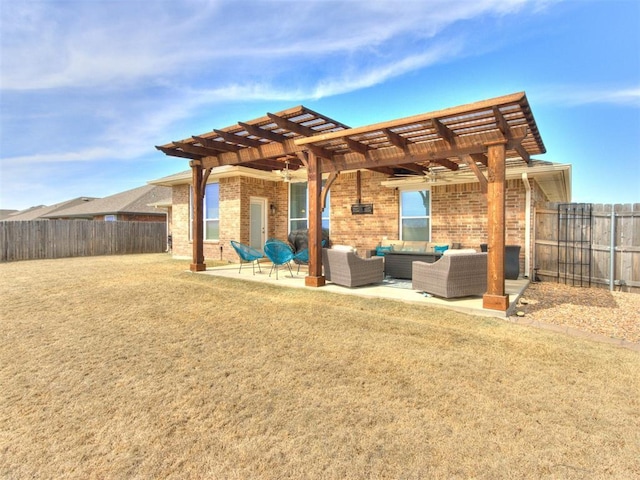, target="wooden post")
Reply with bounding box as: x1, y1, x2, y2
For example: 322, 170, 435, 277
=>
483, 141, 509, 311
305, 150, 325, 287
190, 160, 206, 272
